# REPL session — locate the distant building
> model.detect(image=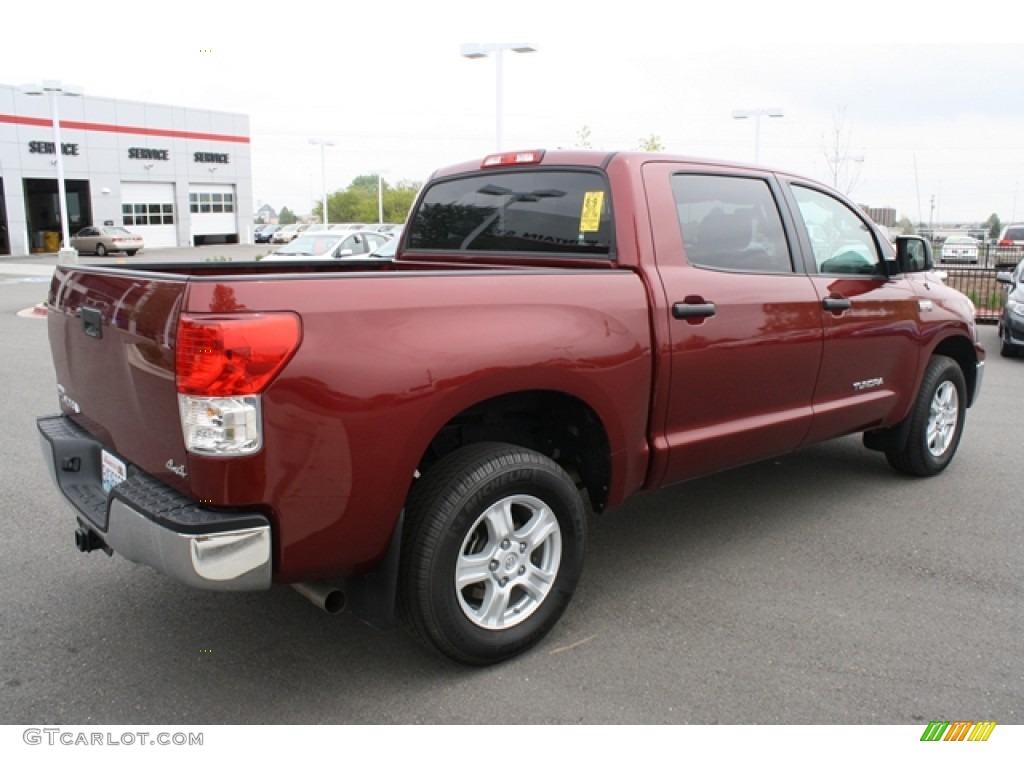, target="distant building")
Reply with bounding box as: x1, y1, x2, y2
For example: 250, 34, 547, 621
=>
255, 204, 277, 223
0, 83, 253, 256
861, 206, 896, 228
